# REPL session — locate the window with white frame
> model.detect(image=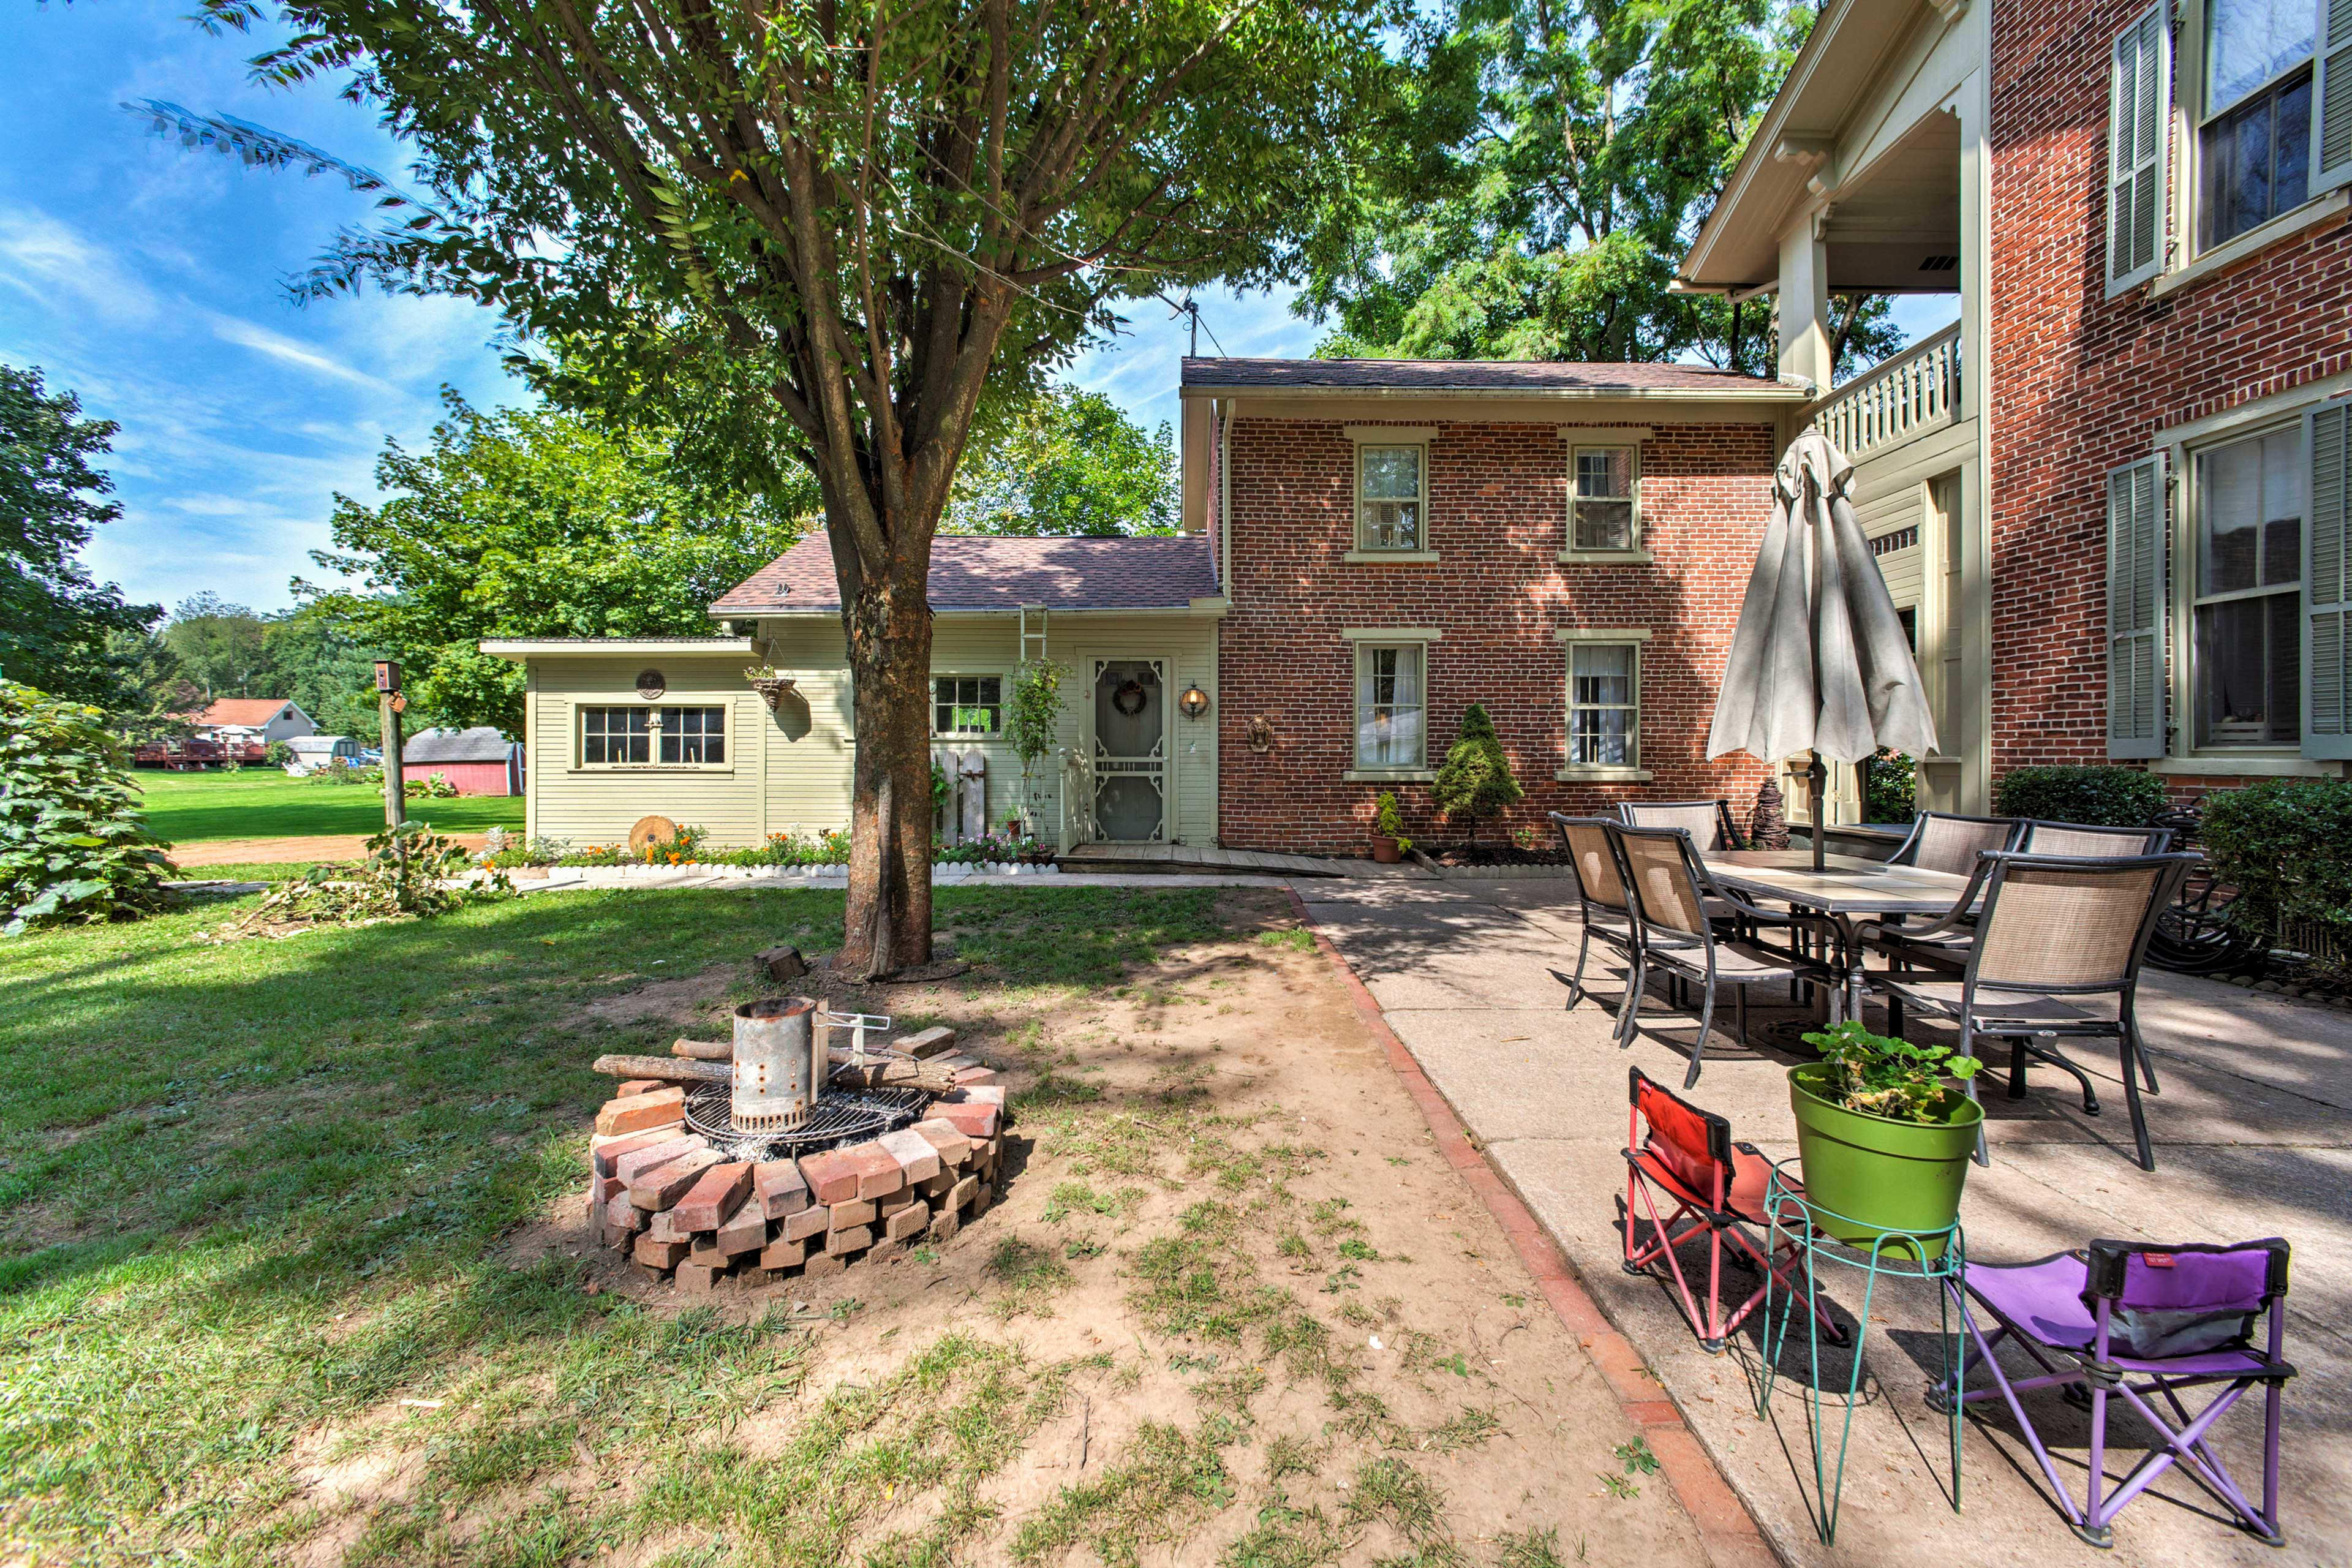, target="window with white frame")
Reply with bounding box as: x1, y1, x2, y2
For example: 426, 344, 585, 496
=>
2198, 0, 2317, 250
1356, 445, 1425, 552
932, 674, 1002, 737
2191, 426, 2304, 746
1570, 445, 1639, 552
1566, 642, 1640, 767
581, 704, 727, 765
1354, 643, 1425, 769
